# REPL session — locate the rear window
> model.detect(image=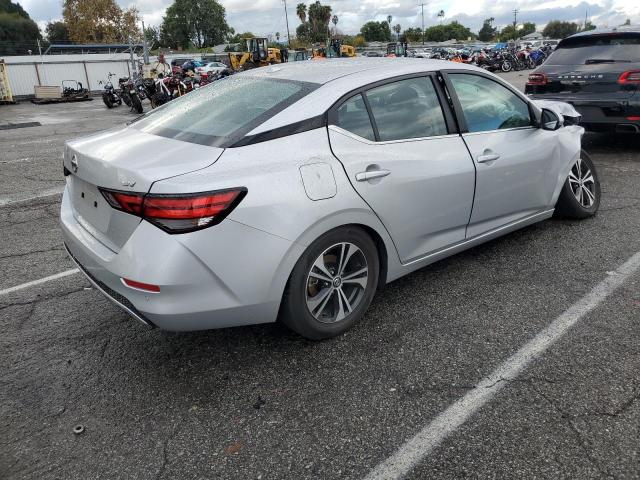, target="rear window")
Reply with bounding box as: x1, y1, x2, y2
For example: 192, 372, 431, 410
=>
132, 76, 318, 147
549, 33, 640, 65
